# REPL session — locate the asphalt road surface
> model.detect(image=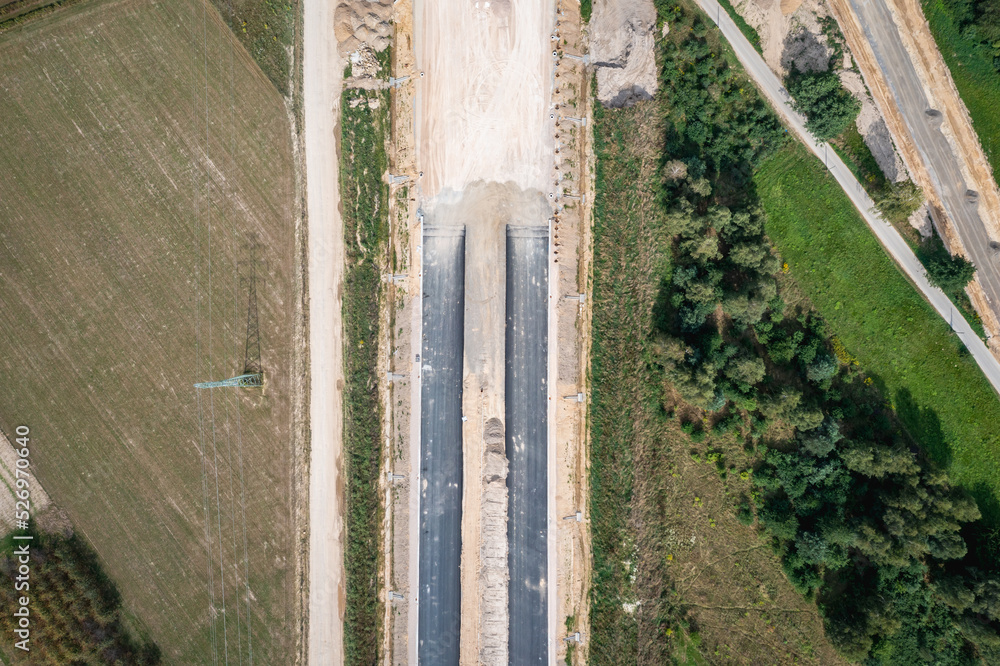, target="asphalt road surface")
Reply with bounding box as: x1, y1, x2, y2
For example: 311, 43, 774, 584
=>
505, 225, 549, 665
696, 0, 1000, 395
419, 226, 466, 665
847, 0, 1000, 314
